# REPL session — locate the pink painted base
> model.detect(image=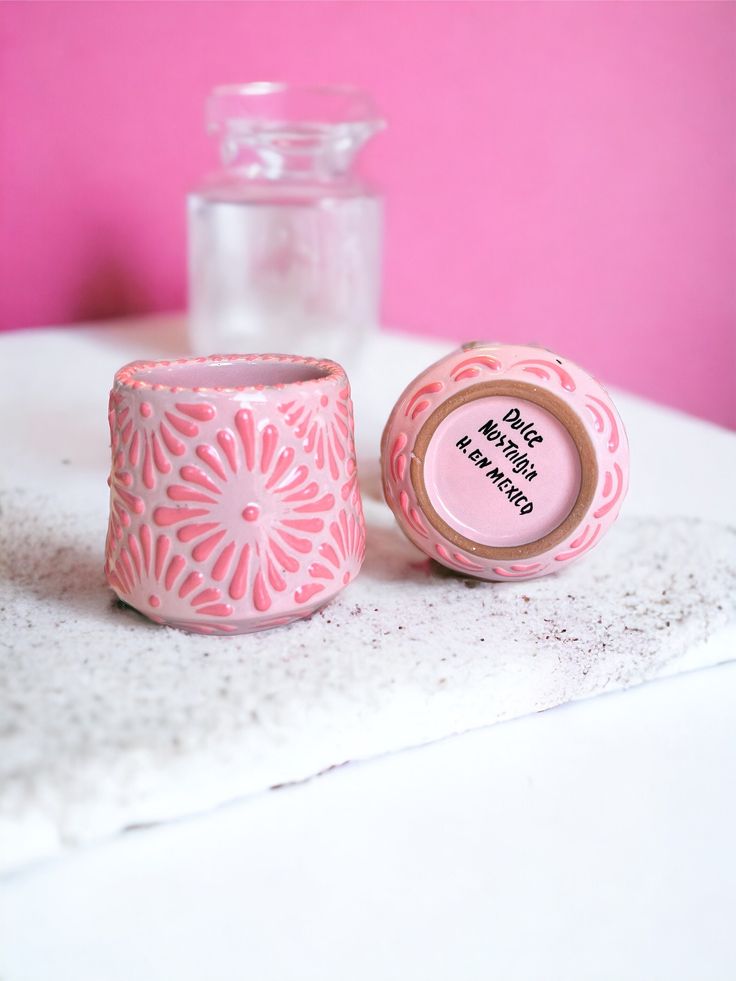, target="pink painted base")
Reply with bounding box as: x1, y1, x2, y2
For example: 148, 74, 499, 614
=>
423, 394, 582, 548
381, 343, 629, 581
145, 597, 329, 636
